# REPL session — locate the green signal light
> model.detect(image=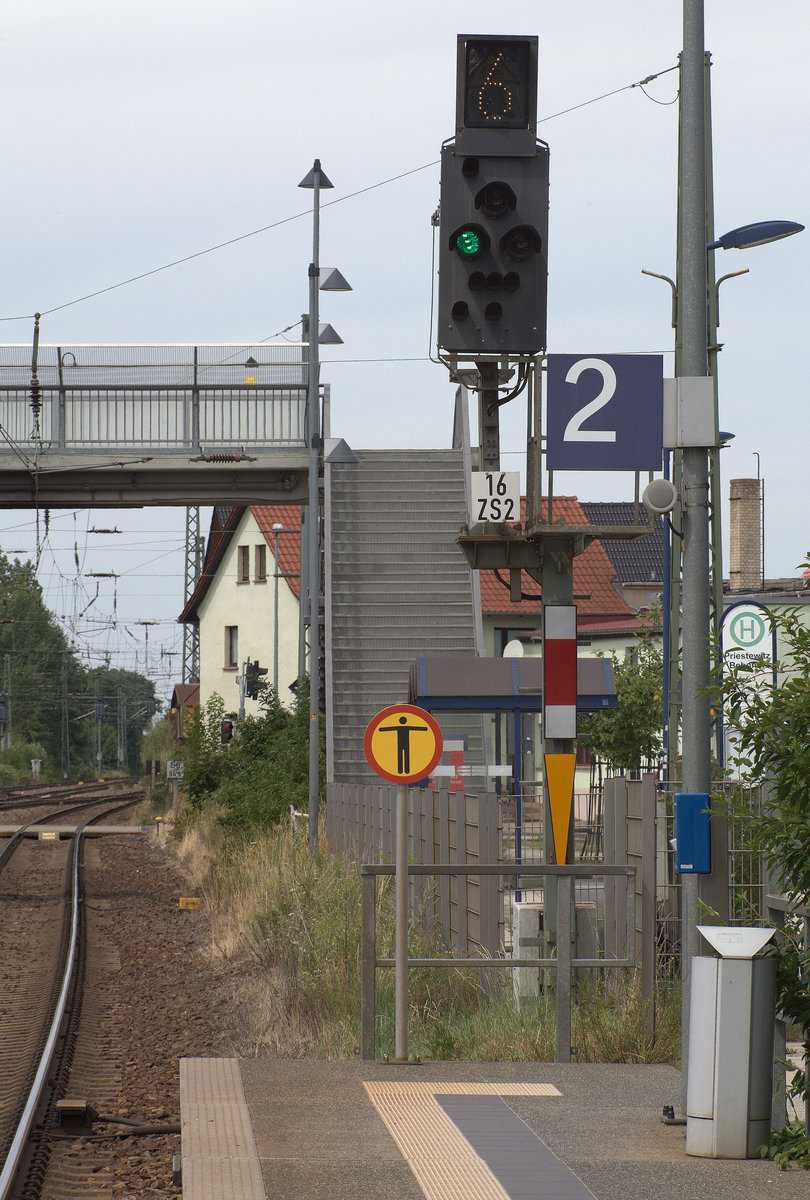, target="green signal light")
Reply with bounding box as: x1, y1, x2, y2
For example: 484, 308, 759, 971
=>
456, 228, 481, 256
